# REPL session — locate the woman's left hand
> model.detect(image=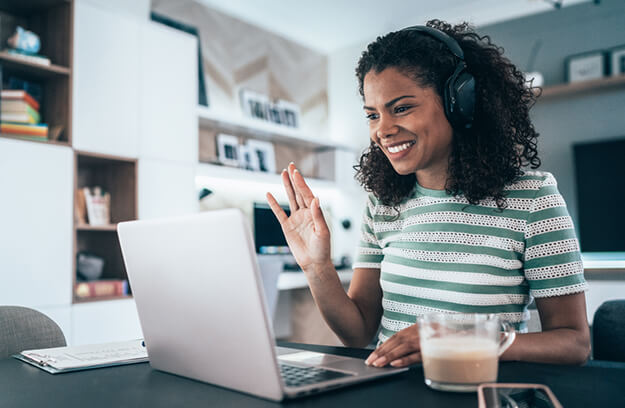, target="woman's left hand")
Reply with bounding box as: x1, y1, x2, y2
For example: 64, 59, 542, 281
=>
365, 324, 421, 368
